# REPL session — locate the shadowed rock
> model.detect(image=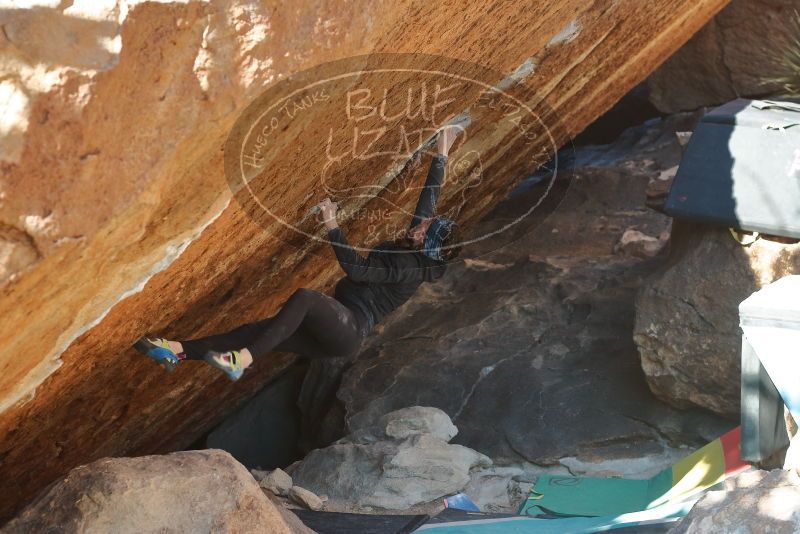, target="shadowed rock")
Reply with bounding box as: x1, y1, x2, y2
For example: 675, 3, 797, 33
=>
329, 116, 731, 472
